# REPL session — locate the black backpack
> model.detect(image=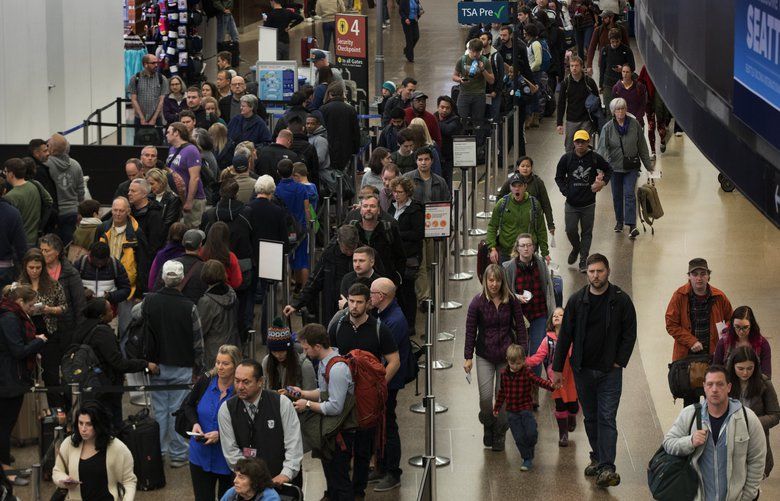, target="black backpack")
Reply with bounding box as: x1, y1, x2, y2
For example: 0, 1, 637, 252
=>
647, 403, 701, 501
61, 327, 108, 389
125, 305, 152, 360
667, 354, 711, 400
201, 0, 221, 18
271, 195, 304, 249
